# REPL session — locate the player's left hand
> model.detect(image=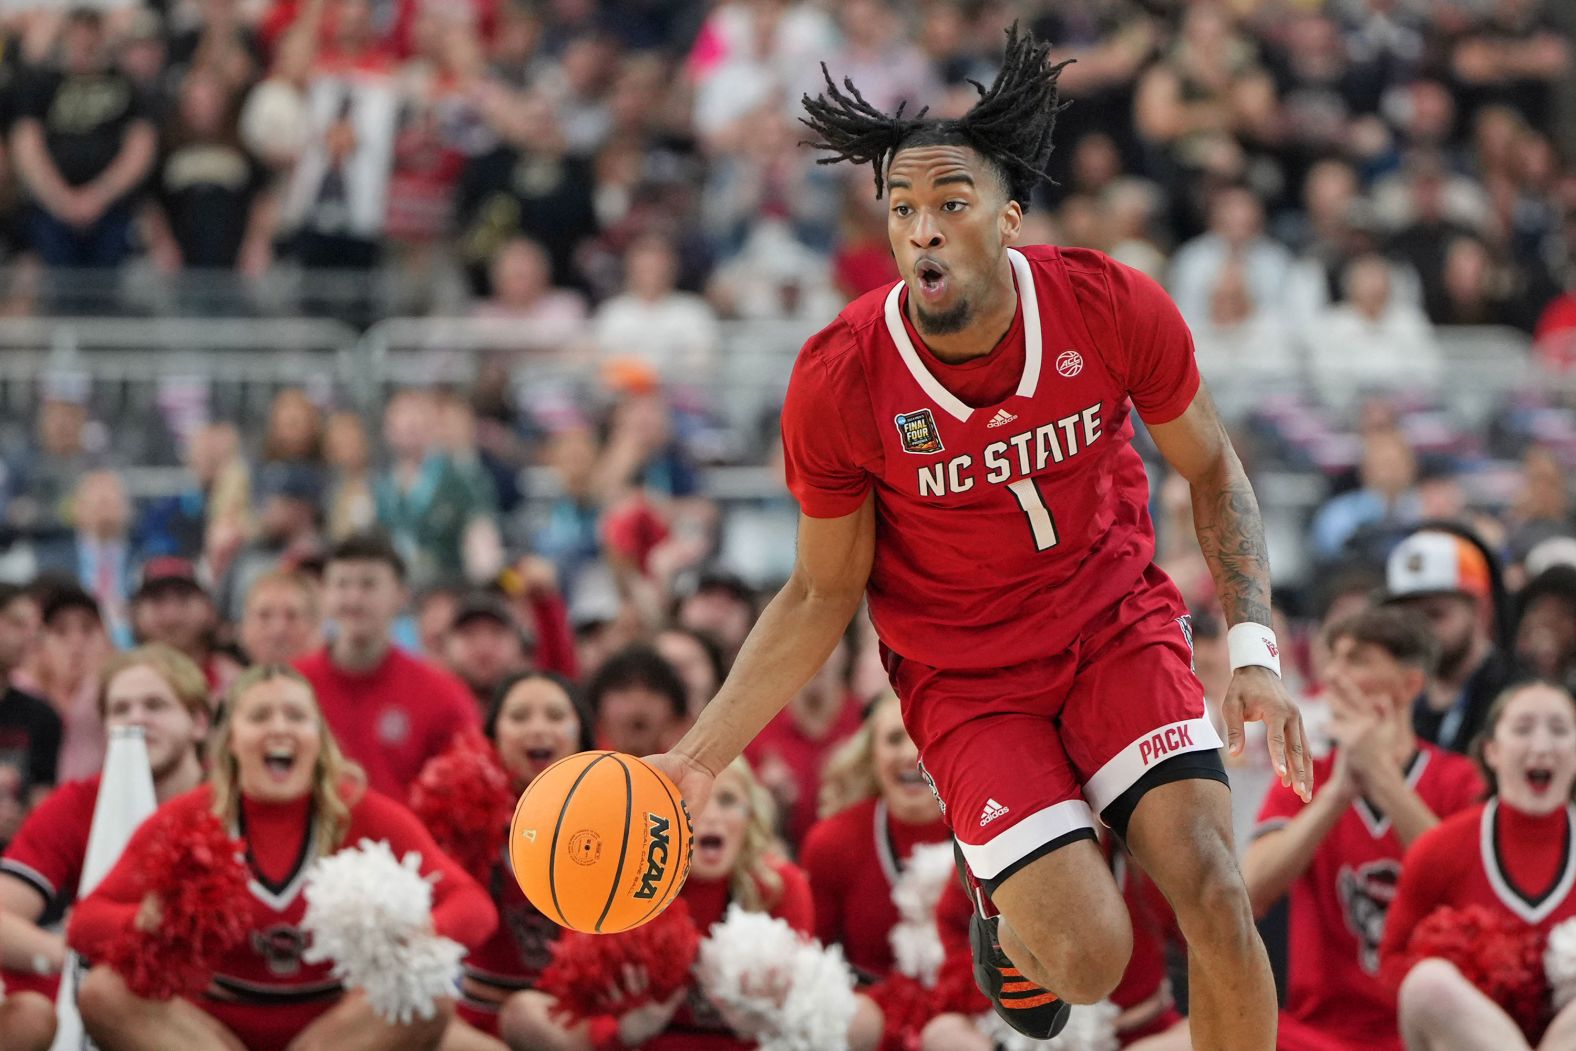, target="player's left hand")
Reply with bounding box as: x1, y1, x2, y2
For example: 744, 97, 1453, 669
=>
1222, 665, 1311, 802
